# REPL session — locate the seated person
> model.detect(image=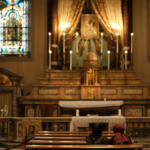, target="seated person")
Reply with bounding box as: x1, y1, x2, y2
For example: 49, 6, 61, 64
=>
86, 123, 109, 144
109, 123, 132, 144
